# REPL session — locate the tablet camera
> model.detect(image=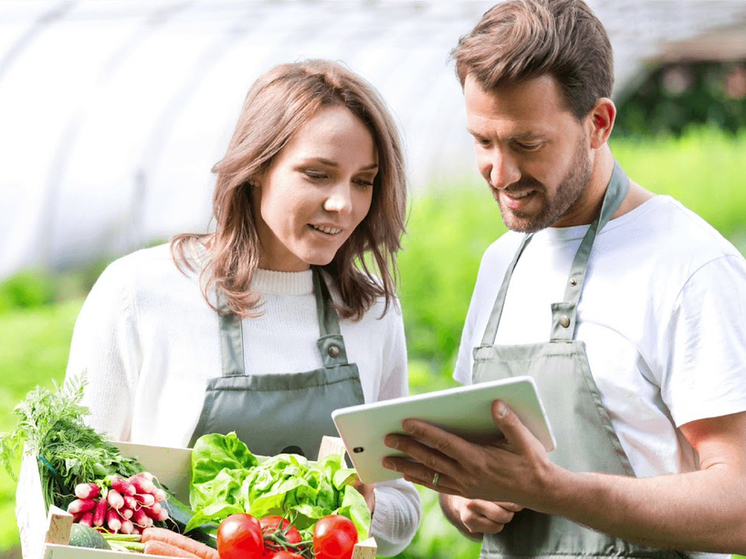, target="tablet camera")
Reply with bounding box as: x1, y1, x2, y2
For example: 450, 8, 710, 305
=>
353, 447, 365, 453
